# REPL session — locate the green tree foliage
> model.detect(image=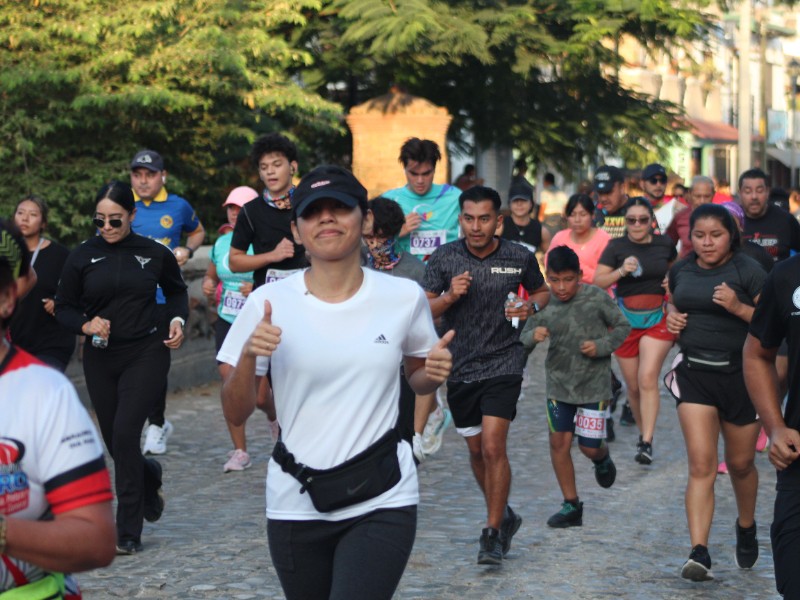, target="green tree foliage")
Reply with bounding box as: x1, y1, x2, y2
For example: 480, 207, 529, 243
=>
0, 0, 342, 243
296, 0, 713, 172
